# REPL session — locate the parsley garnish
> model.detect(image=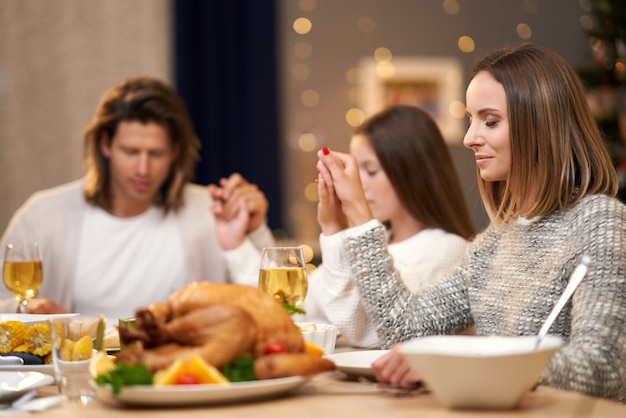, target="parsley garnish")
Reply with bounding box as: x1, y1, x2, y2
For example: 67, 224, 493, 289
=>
95, 363, 153, 395
220, 356, 257, 382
